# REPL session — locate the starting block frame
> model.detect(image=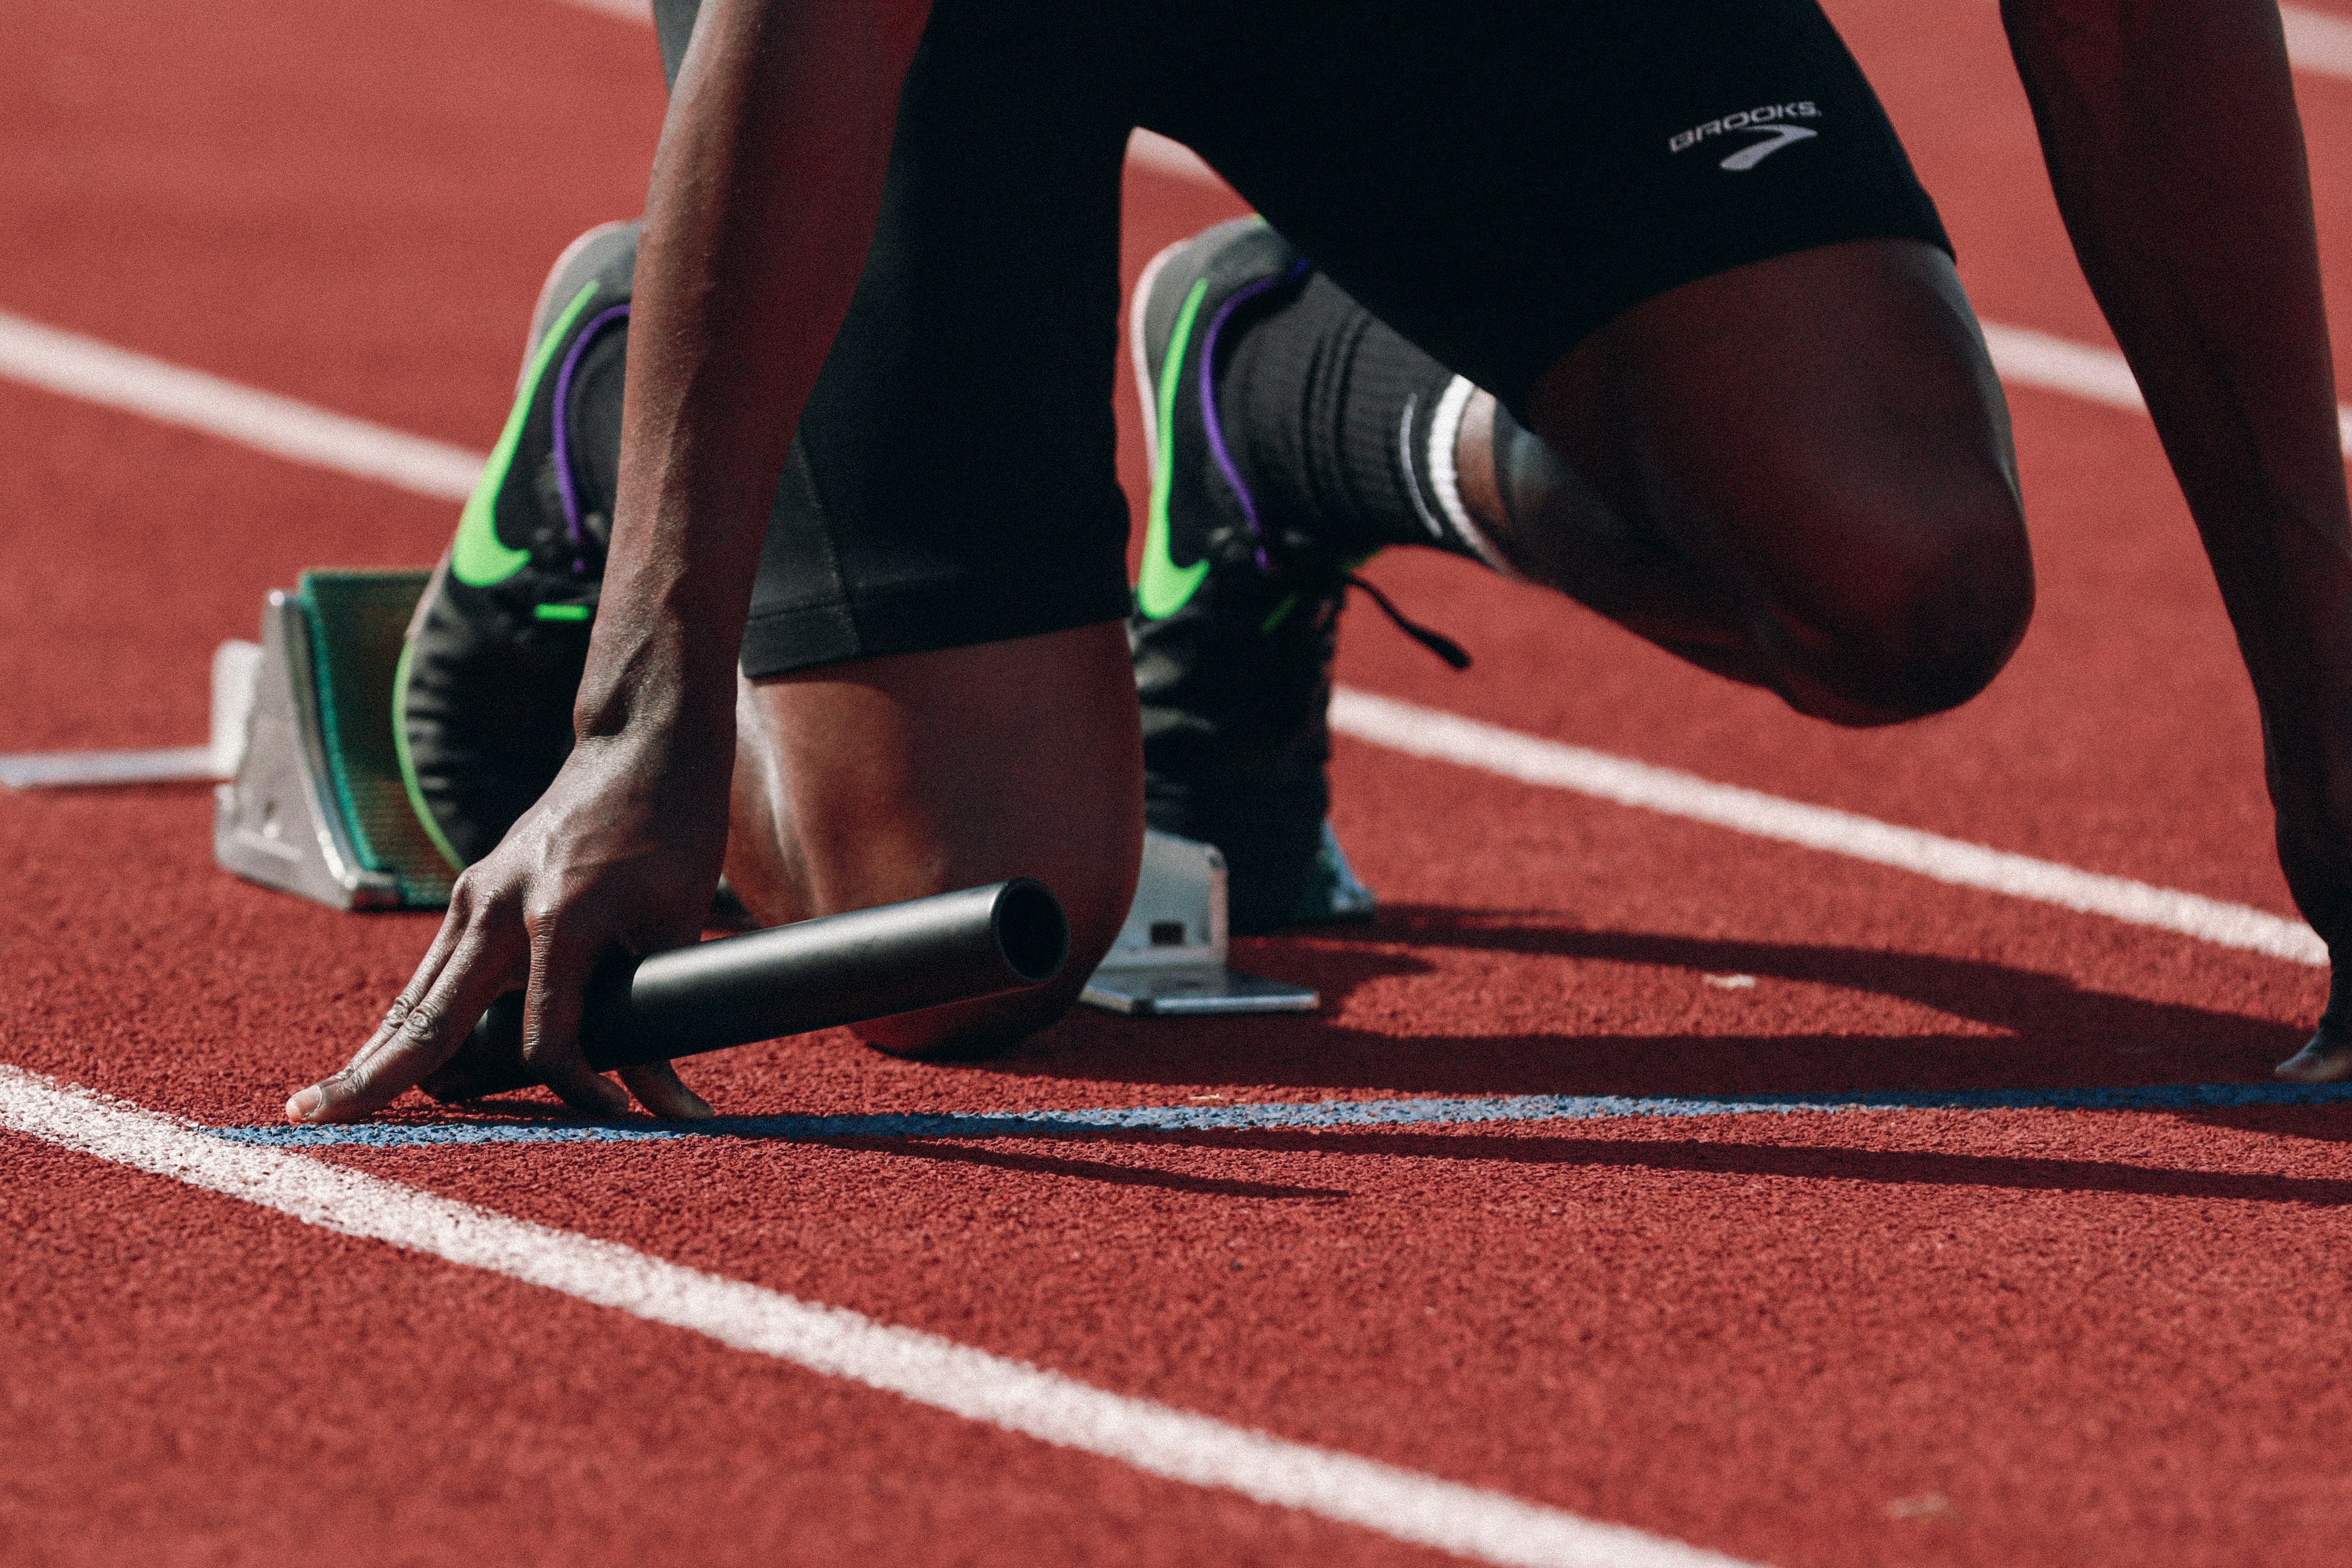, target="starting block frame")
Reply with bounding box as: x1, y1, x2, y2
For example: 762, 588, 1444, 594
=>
210, 572, 1320, 1015
1078, 832, 1318, 1015
214, 572, 453, 911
